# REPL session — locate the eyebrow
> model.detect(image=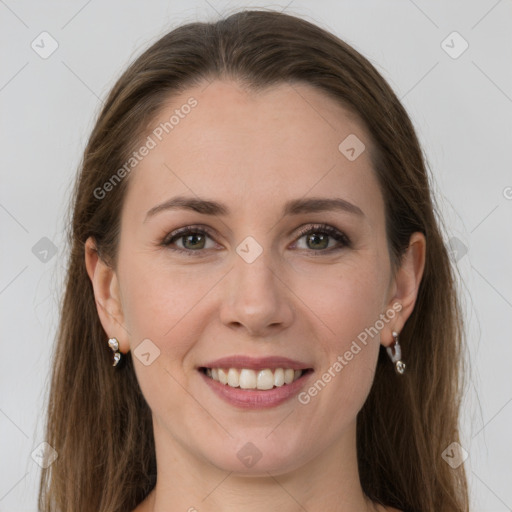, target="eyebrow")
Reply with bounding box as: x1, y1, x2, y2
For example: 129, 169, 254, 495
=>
144, 195, 365, 222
